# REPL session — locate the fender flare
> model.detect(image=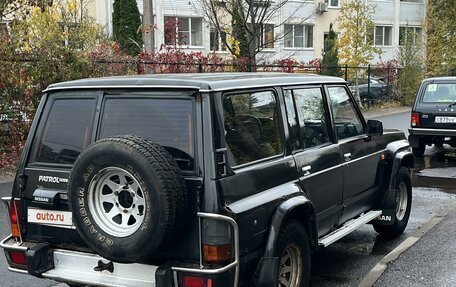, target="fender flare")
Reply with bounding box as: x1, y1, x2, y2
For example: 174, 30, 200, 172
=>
386, 139, 414, 190
375, 139, 414, 220
253, 195, 317, 285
